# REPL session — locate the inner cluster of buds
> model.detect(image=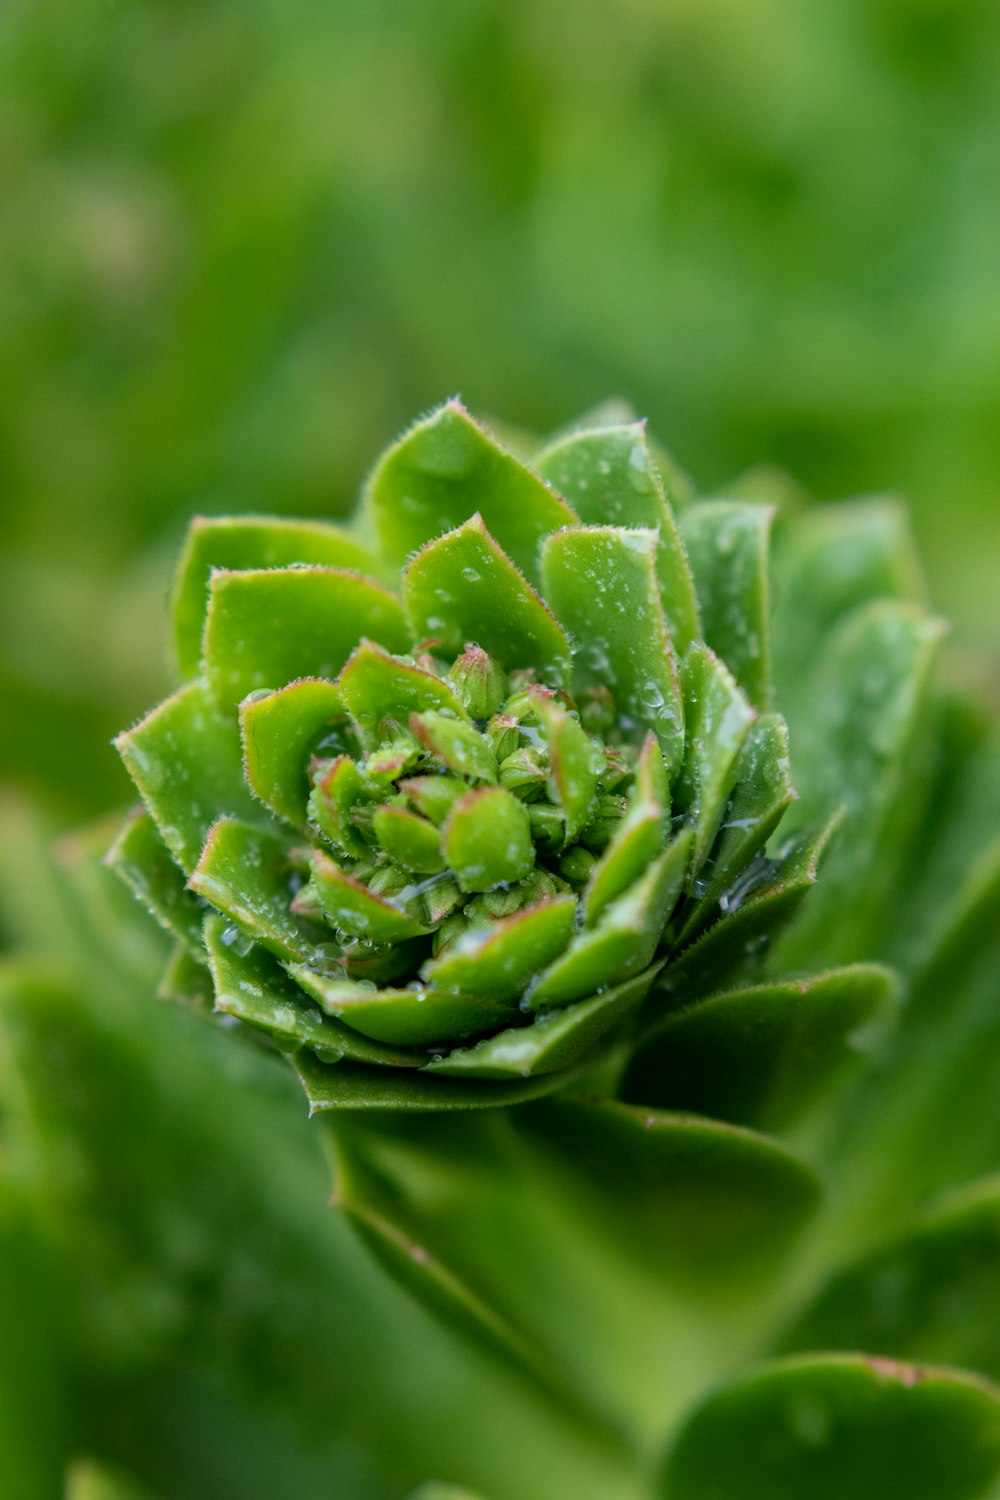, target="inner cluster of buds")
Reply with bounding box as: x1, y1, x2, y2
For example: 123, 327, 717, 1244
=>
112, 401, 806, 1095
281, 638, 673, 1049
